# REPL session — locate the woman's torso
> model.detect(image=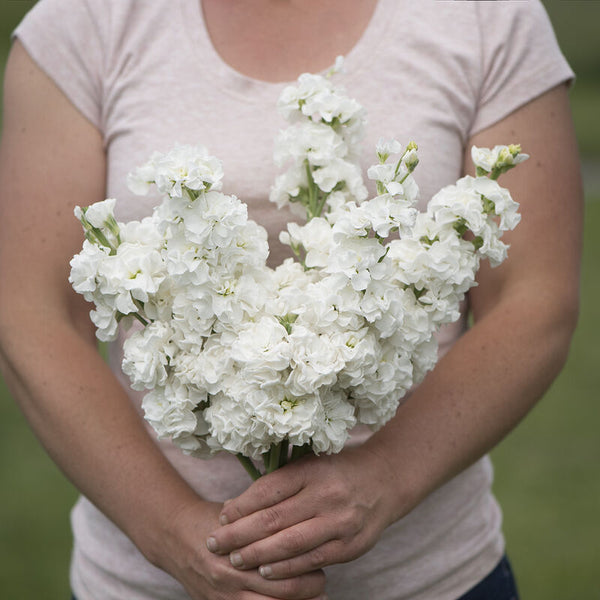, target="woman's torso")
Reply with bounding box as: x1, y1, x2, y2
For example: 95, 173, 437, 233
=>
15, 0, 573, 596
